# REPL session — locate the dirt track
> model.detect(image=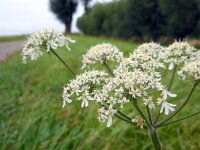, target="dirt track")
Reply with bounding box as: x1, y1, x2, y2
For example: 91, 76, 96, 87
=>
0, 40, 25, 61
